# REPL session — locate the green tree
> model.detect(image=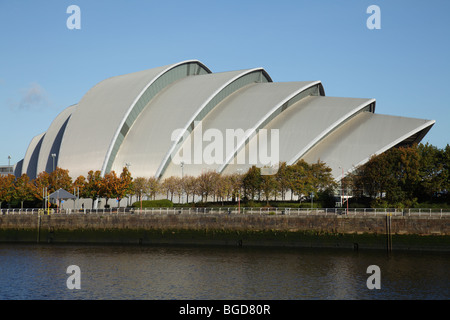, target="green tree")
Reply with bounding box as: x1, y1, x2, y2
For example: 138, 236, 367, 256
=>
288, 160, 314, 202
242, 166, 262, 200
309, 160, 336, 196
416, 143, 446, 201
275, 162, 290, 201
443, 145, 450, 200
351, 145, 421, 207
